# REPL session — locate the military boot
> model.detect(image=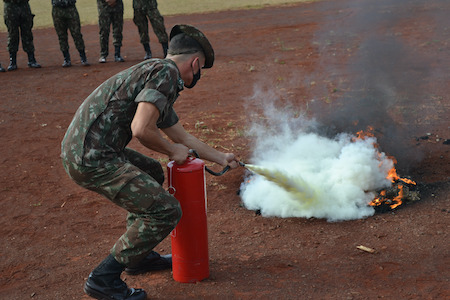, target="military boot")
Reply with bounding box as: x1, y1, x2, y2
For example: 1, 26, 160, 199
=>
27, 52, 41, 68
84, 255, 147, 300
8, 52, 17, 71
143, 43, 152, 60
114, 46, 125, 62
80, 50, 90, 66
0, 64, 5, 72
62, 50, 71, 68
162, 42, 168, 57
